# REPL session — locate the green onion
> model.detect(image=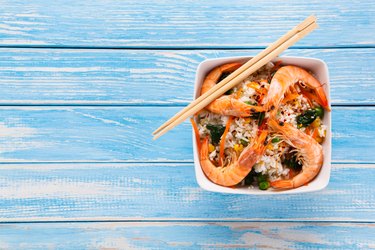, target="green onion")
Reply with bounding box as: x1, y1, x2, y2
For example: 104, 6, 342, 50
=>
244, 101, 257, 106
240, 139, 249, 147
258, 112, 265, 126
271, 137, 281, 143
